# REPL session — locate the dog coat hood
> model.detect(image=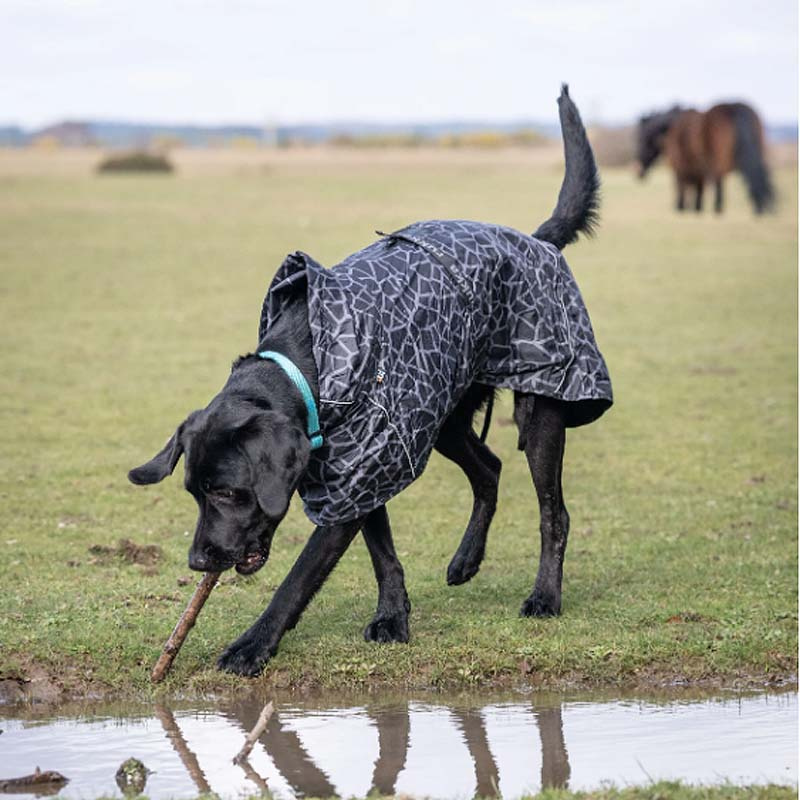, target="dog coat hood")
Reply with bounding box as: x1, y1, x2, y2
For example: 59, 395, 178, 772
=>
260, 220, 612, 526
